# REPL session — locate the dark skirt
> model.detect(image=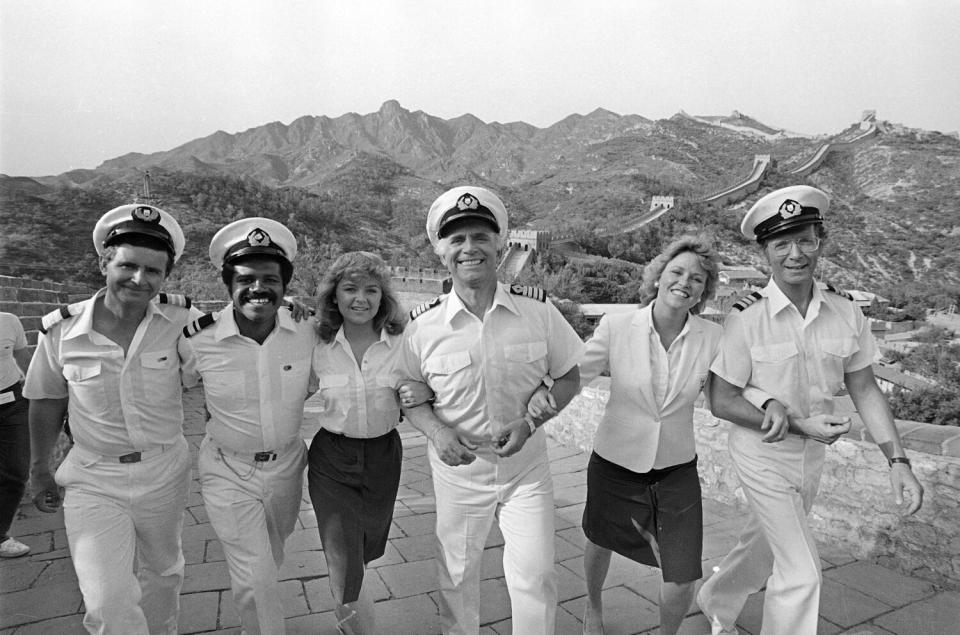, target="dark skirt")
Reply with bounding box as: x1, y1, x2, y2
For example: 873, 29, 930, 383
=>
582, 451, 703, 583
307, 427, 402, 604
